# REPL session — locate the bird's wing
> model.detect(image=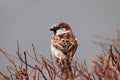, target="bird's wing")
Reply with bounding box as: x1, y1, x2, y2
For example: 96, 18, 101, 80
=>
51, 32, 78, 58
